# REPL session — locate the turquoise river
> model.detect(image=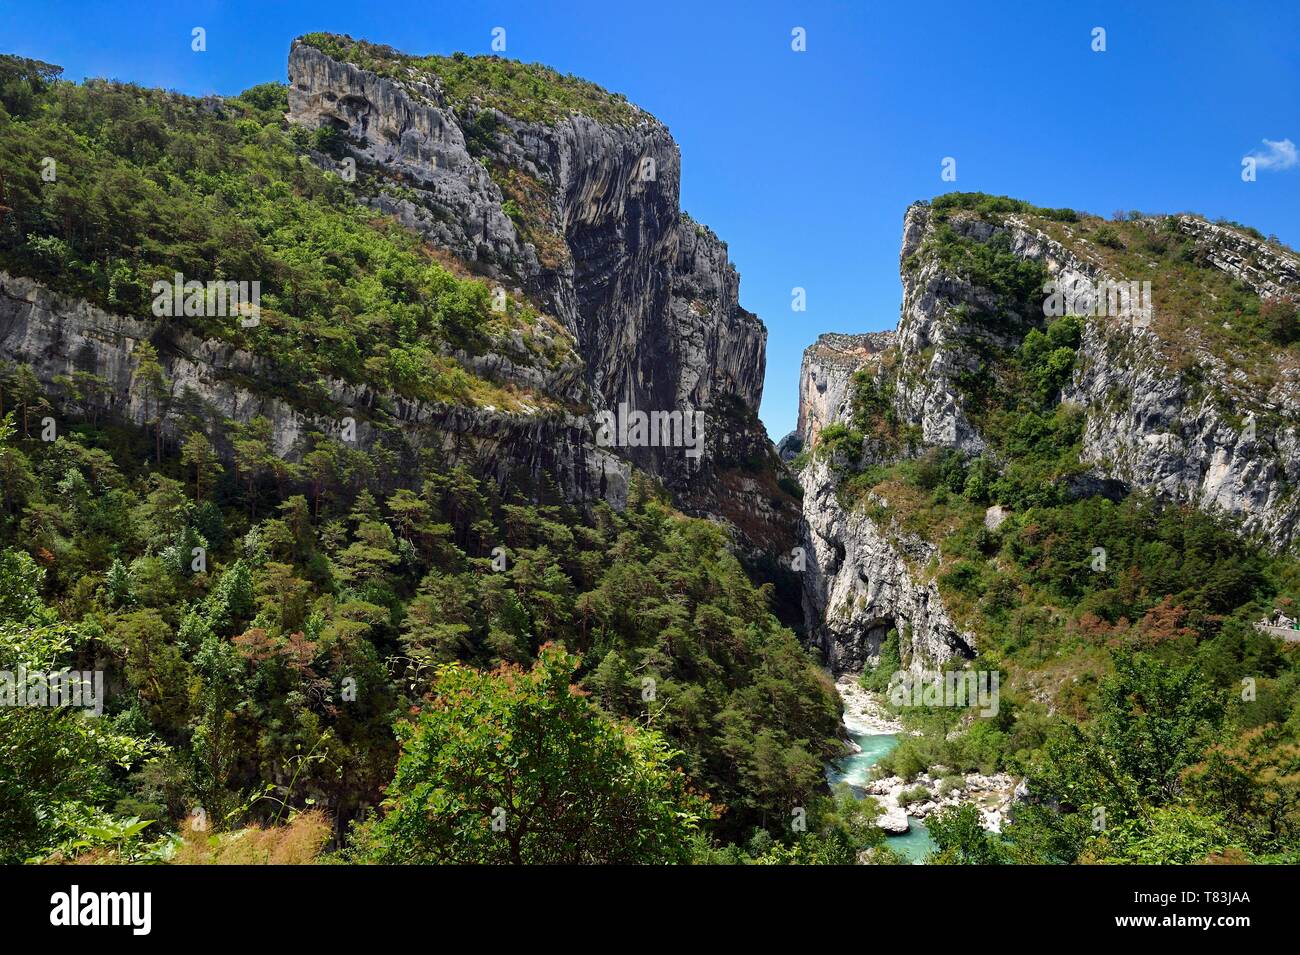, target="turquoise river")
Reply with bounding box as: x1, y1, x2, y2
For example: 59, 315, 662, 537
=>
825, 729, 937, 863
